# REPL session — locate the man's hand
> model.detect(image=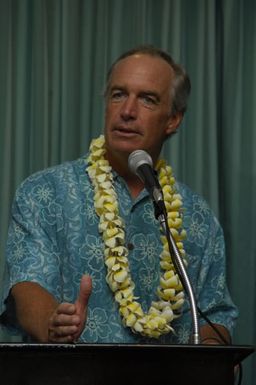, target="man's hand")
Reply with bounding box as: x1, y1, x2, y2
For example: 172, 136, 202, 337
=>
48, 275, 92, 343
200, 323, 231, 345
